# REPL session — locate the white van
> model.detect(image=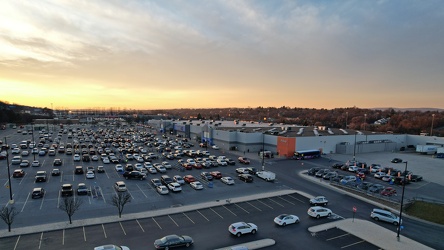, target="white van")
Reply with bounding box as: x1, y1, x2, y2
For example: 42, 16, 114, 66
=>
256, 171, 276, 181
